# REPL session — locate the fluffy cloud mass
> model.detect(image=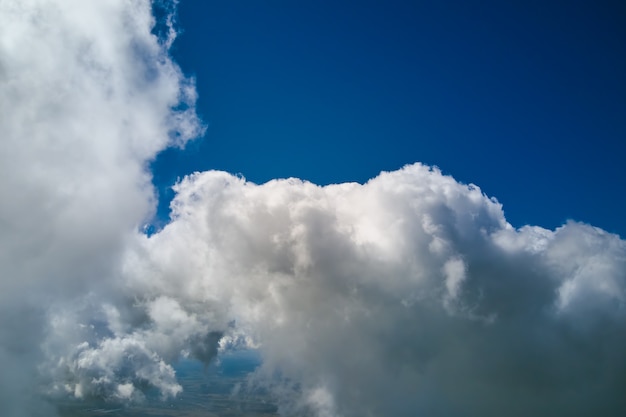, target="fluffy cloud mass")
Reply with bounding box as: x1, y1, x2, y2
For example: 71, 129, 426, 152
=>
0, 0, 201, 414
118, 166, 625, 416
1, 1, 625, 417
